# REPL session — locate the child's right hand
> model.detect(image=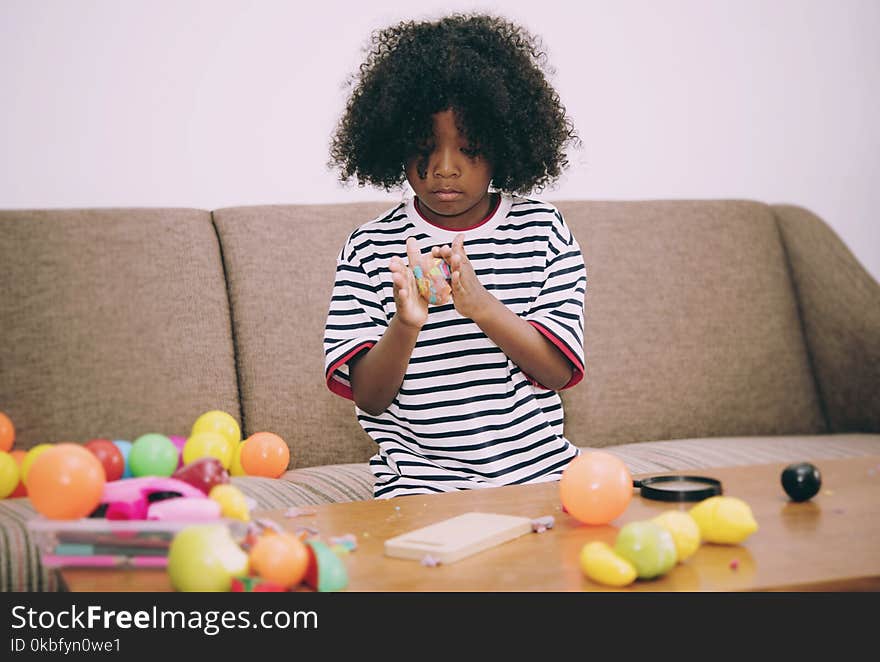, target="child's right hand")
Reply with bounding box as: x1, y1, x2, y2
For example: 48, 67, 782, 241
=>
389, 237, 429, 329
